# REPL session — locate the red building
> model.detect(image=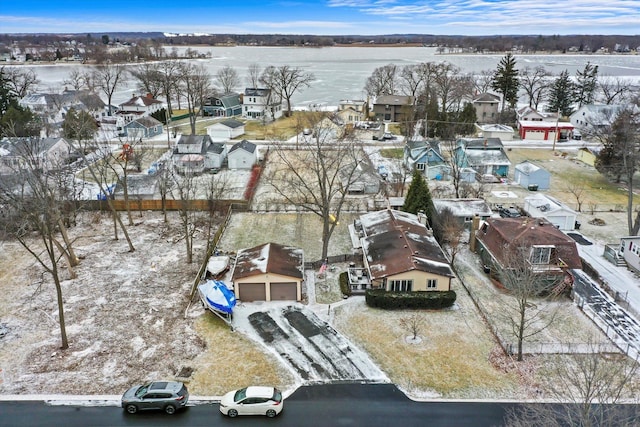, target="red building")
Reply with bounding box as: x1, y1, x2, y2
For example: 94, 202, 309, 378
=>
517, 120, 575, 141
